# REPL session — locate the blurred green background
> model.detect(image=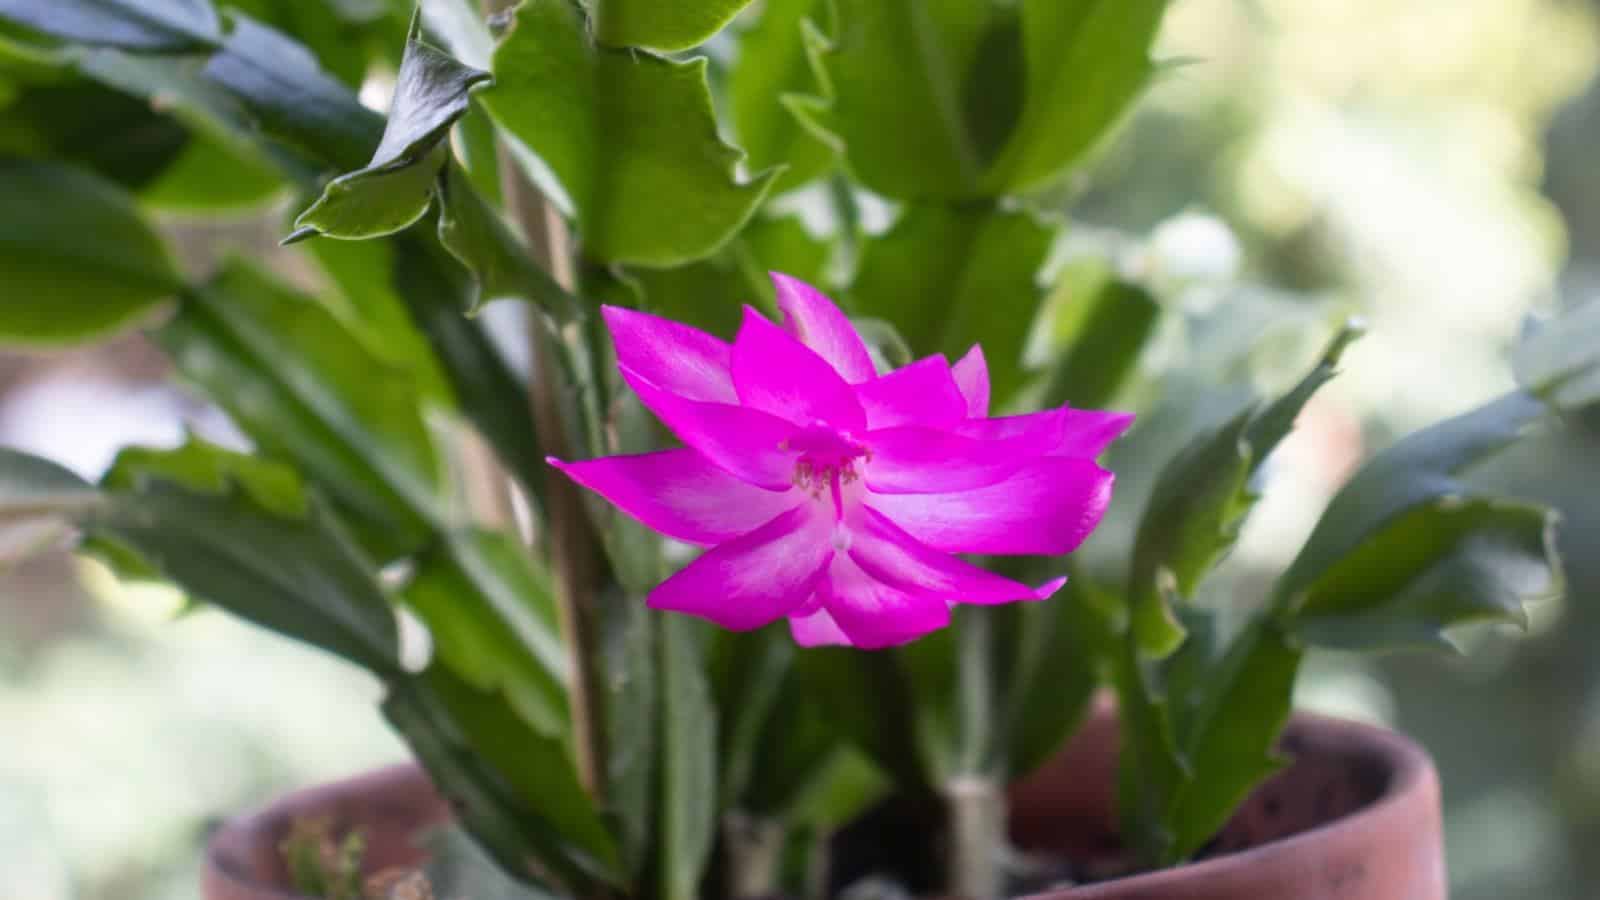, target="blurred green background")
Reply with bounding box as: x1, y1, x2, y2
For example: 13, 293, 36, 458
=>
4, 0, 1600, 897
